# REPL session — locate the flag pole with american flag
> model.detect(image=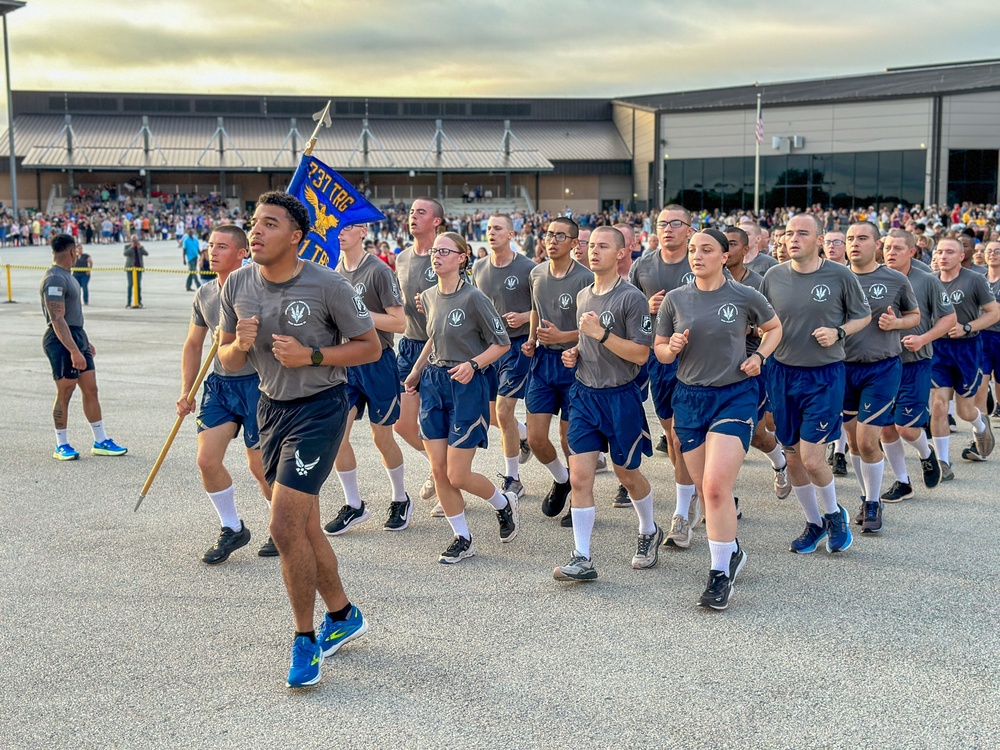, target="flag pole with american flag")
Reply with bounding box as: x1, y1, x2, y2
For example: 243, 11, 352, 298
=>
753, 91, 763, 214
